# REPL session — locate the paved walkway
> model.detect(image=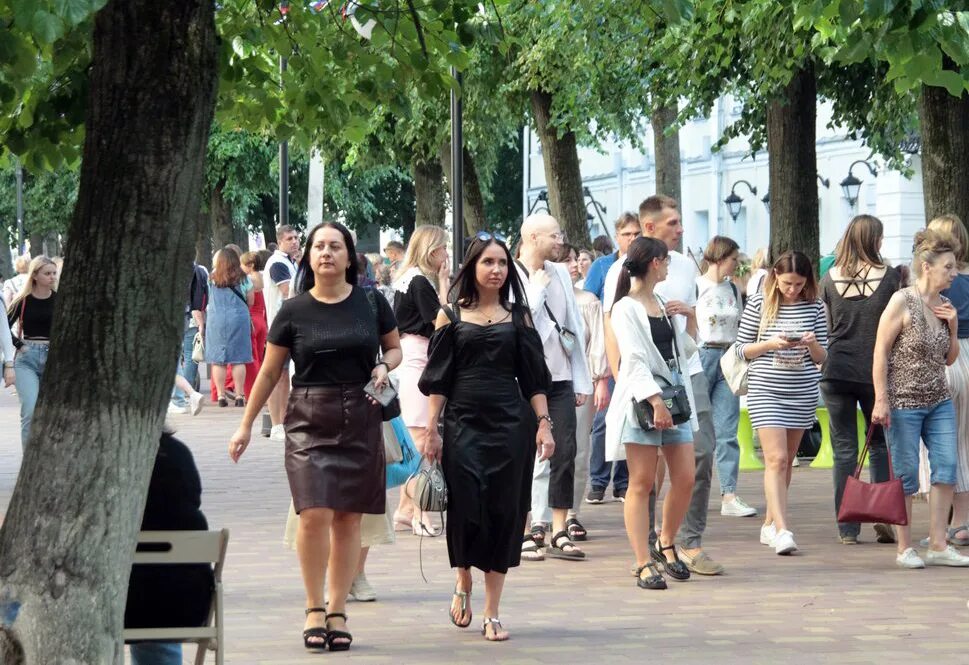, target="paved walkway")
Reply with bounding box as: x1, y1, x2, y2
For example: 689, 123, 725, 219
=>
2, 388, 969, 664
